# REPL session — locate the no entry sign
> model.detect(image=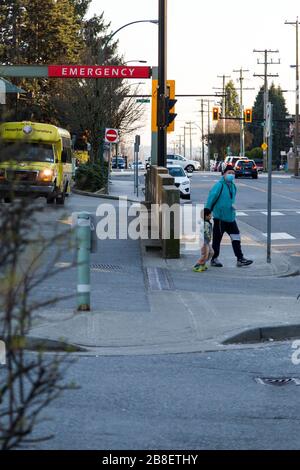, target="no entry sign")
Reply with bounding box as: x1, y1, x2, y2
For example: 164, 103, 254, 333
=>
48, 65, 151, 79
105, 128, 119, 144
